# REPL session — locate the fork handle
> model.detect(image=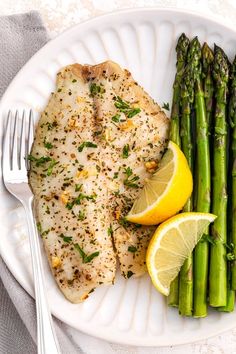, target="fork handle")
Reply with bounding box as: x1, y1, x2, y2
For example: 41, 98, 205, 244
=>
23, 197, 61, 354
